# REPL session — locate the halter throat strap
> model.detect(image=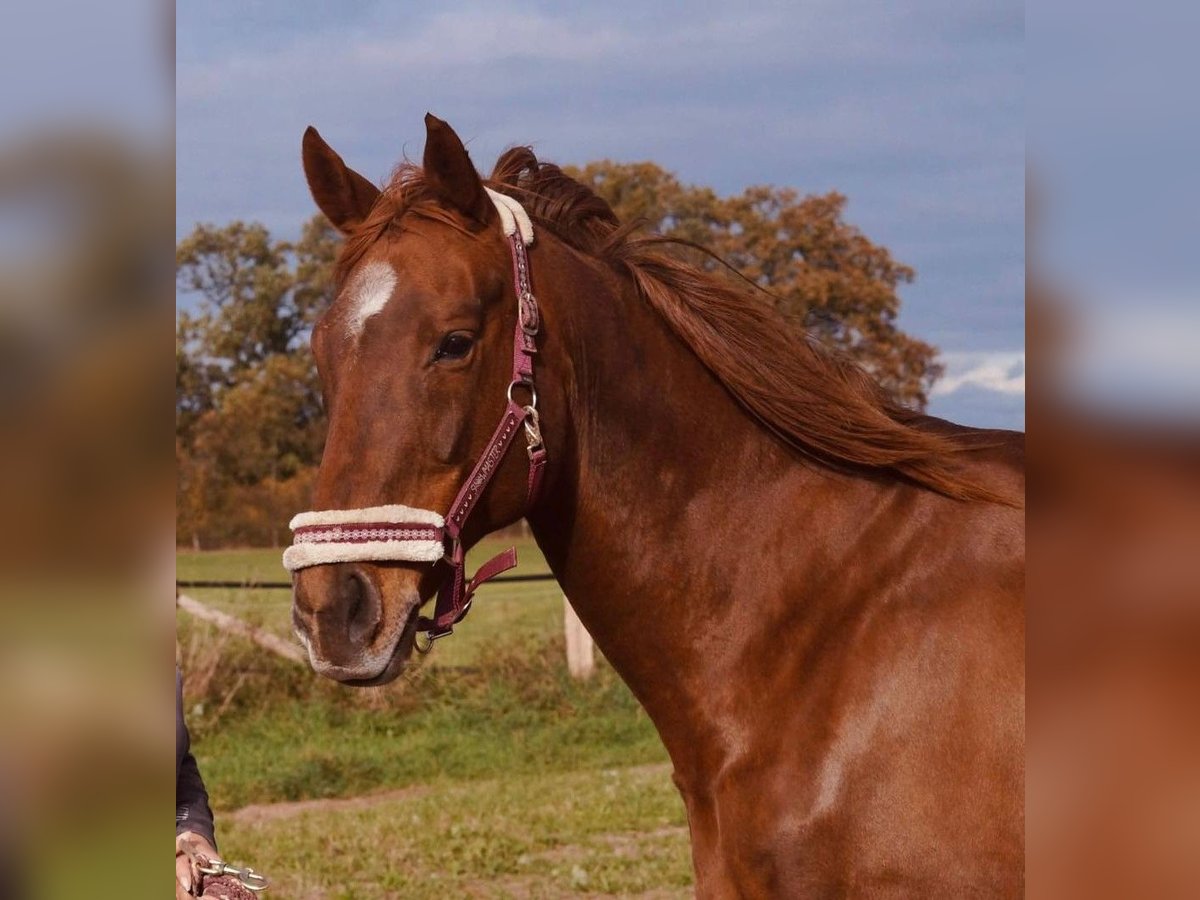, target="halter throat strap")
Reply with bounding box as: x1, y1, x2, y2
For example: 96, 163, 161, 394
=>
282, 190, 547, 642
